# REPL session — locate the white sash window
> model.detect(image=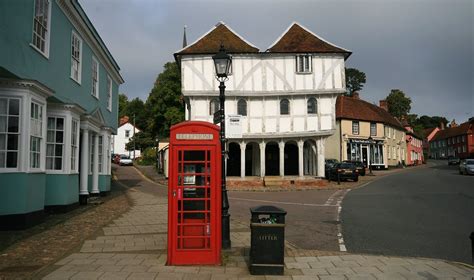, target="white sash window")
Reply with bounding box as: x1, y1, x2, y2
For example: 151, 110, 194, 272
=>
46, 117, 64, 170
71, 32, 82, 83
30, 102, 43, 169
0, 98, 20, 168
